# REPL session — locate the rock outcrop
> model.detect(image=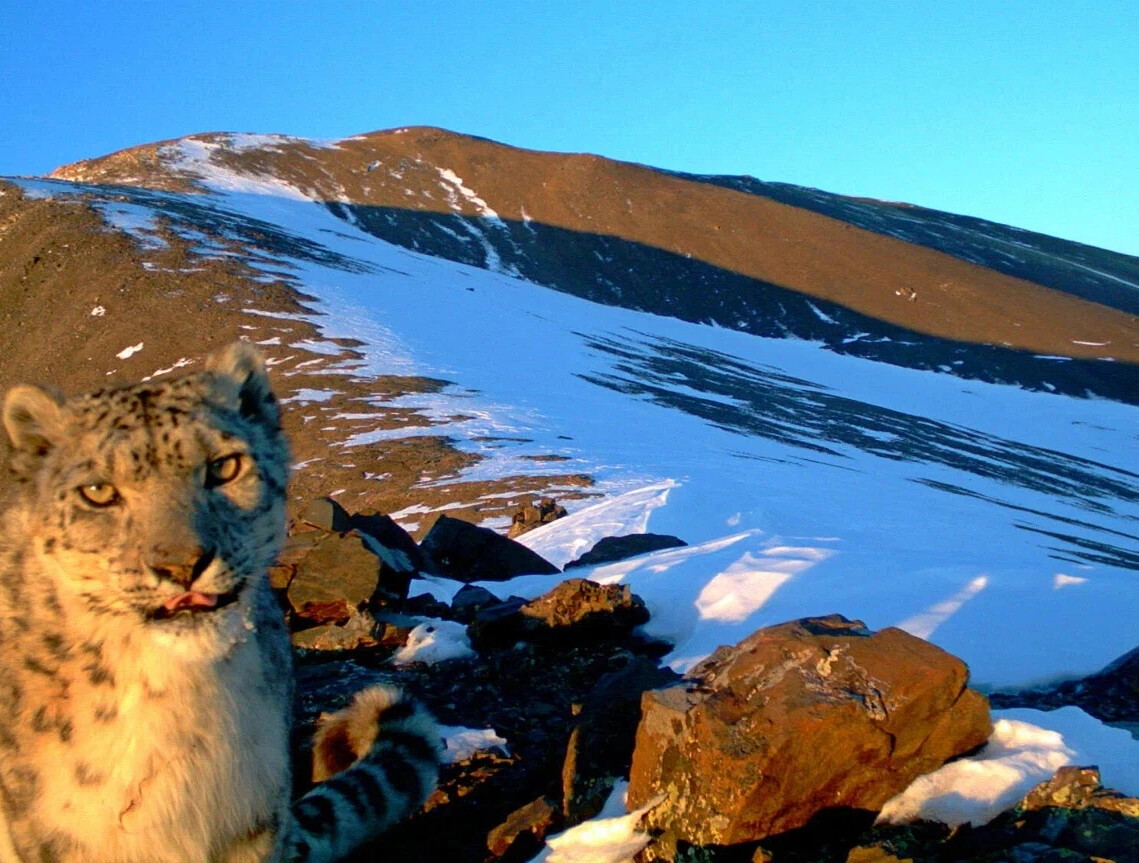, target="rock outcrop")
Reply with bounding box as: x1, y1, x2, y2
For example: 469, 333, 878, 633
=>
507, 497, 568, 539
991, 642, 1139, 729
850, 766, 1139, 863
626, 615, 992, 850
421, 514, 560, 582
467, 578, 650, 651
564, 533, 688, 569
